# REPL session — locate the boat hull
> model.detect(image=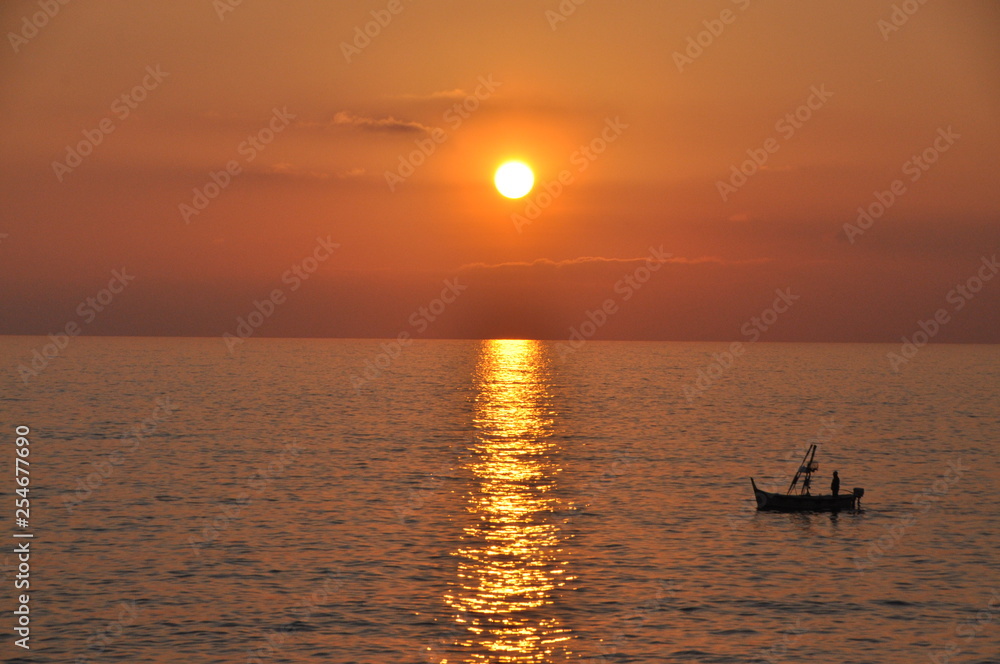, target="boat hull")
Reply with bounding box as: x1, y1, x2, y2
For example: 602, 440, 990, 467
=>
750, 478, 860, 512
